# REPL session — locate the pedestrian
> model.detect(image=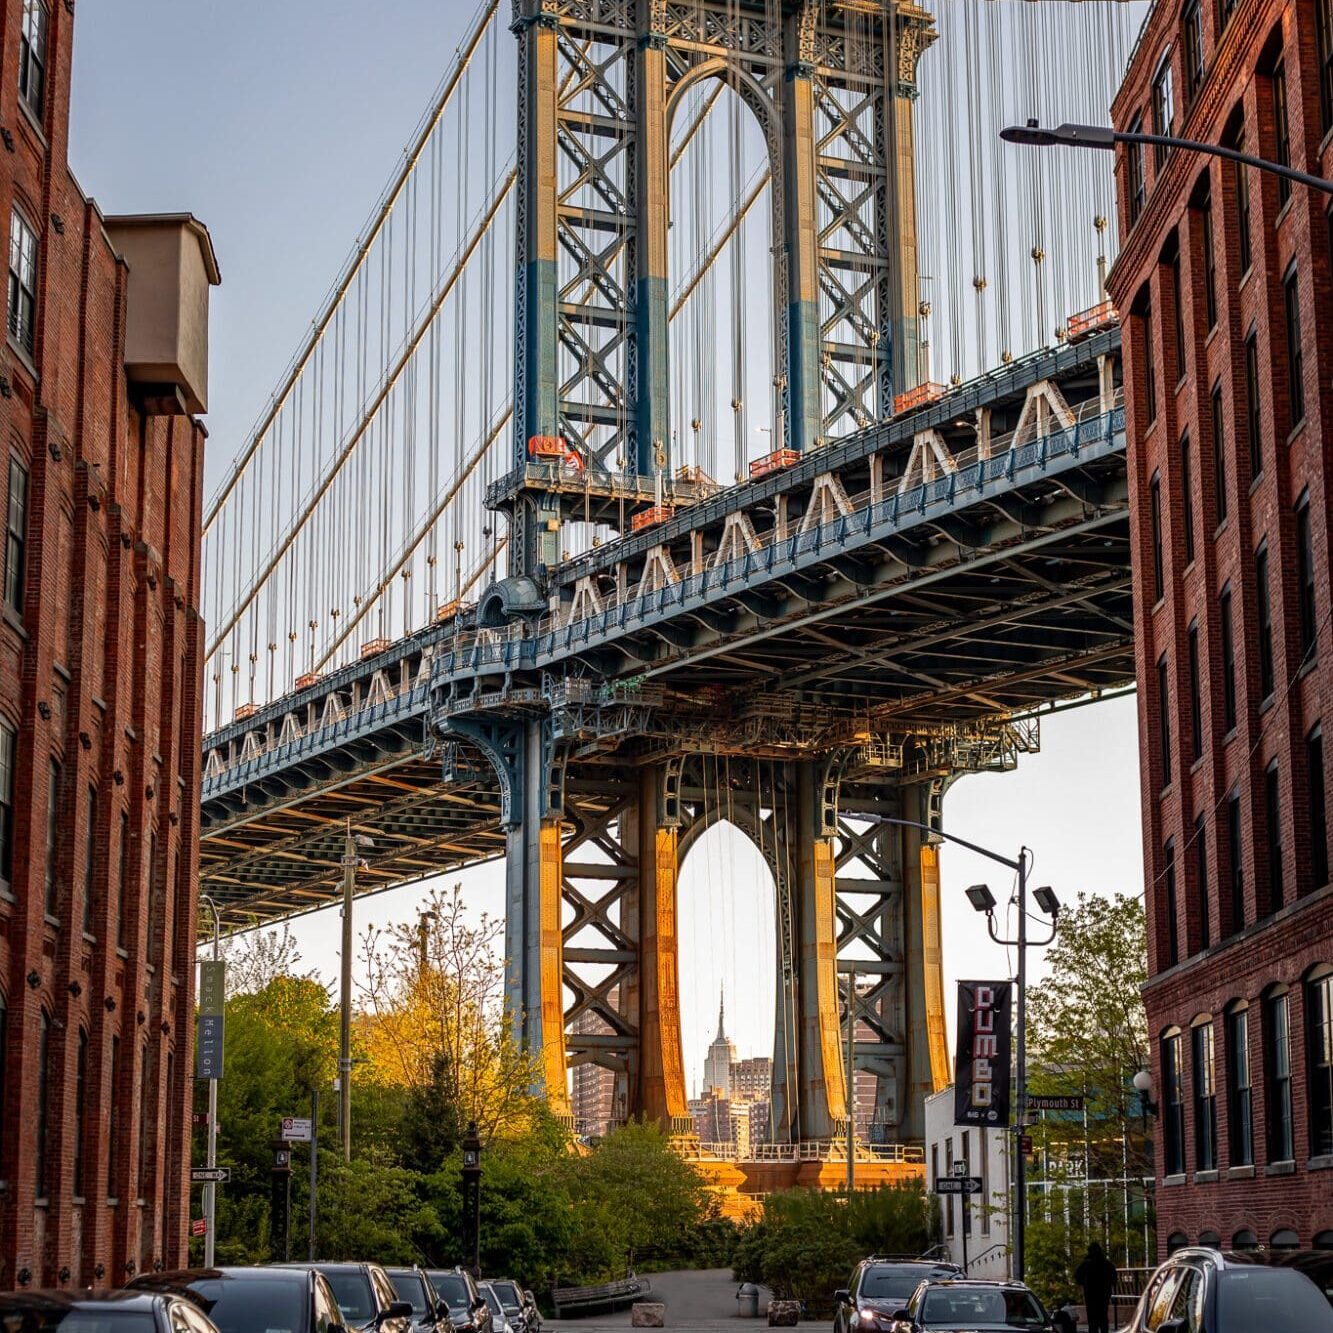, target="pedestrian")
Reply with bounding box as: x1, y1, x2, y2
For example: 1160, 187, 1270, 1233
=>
1074, 1241, 1117, 1333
